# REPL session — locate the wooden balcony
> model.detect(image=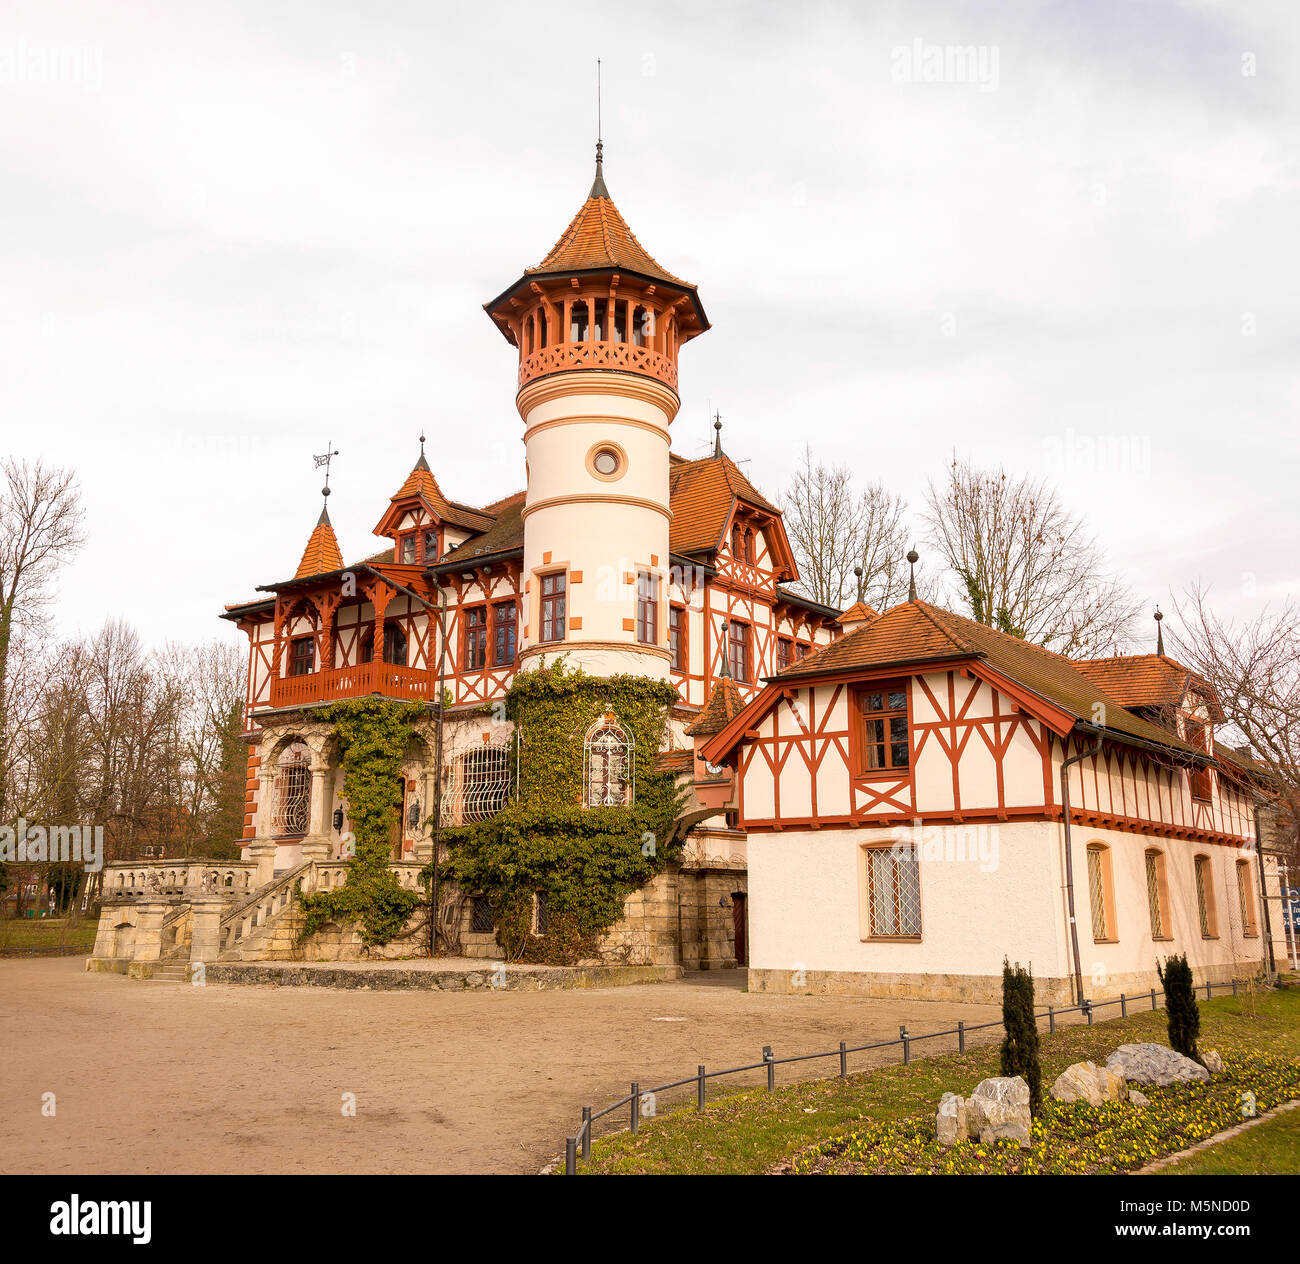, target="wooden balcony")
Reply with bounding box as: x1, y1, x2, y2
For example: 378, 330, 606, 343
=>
268, 661, 435, 709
